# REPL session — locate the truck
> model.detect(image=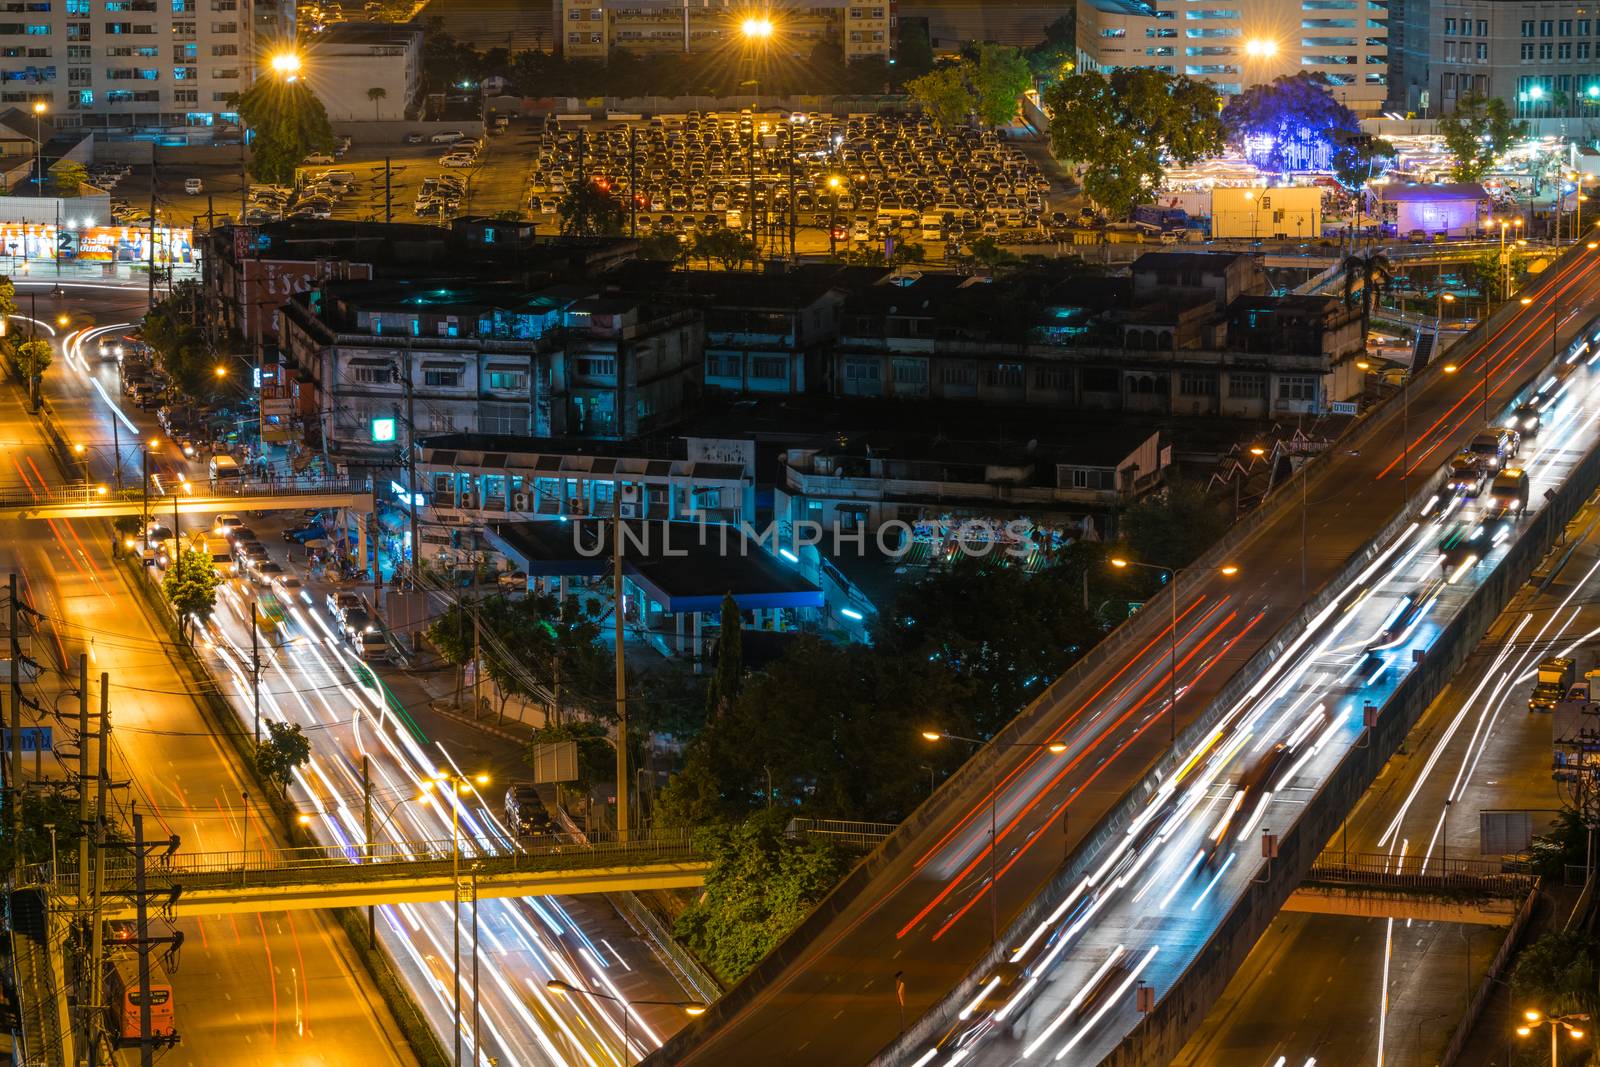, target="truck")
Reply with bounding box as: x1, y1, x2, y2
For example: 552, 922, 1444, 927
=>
1531, 656, 1576, 711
